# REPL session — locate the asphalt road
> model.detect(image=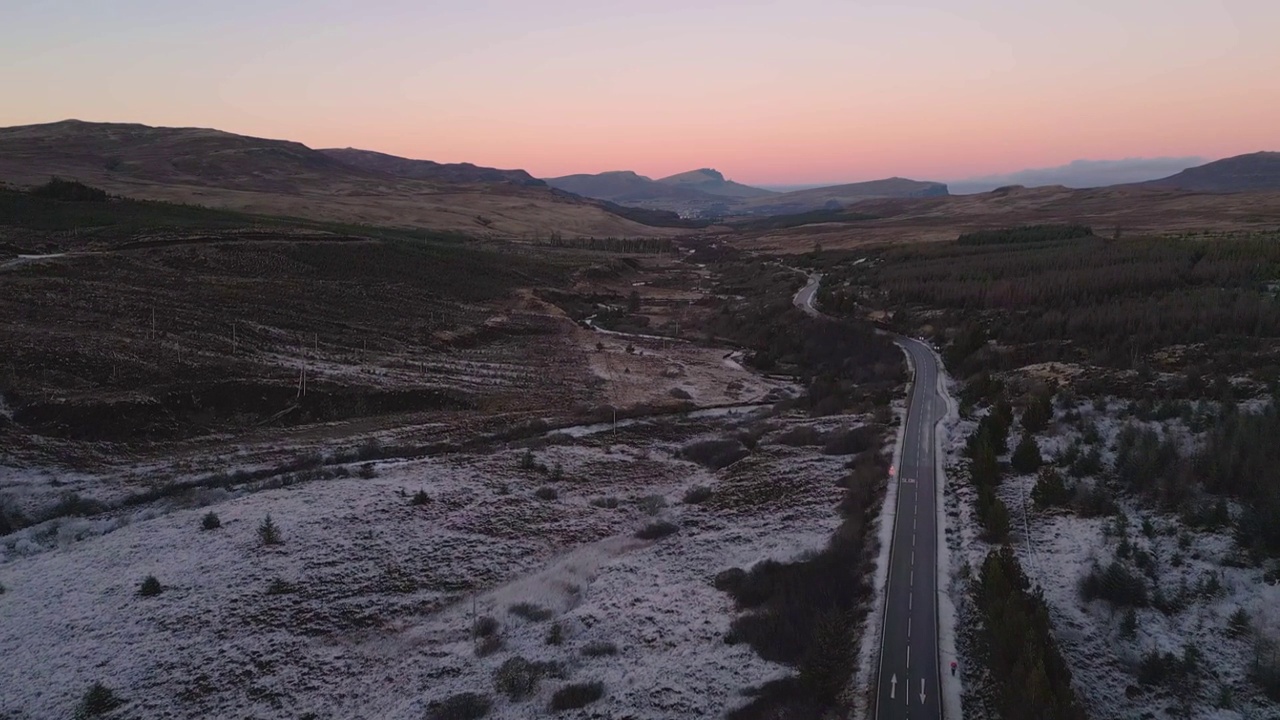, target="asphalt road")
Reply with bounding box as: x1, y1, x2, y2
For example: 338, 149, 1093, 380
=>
792, 272, 822, 316
790, 273, 946, 719
875, 335, 945, 720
